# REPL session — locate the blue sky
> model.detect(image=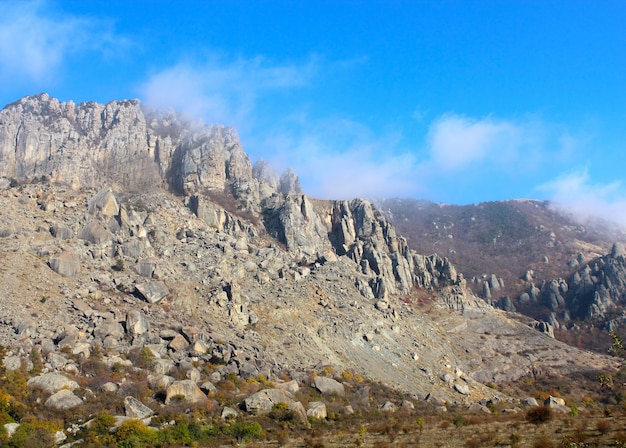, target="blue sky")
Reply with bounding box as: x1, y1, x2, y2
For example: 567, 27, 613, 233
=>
0, 1, 625, 217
